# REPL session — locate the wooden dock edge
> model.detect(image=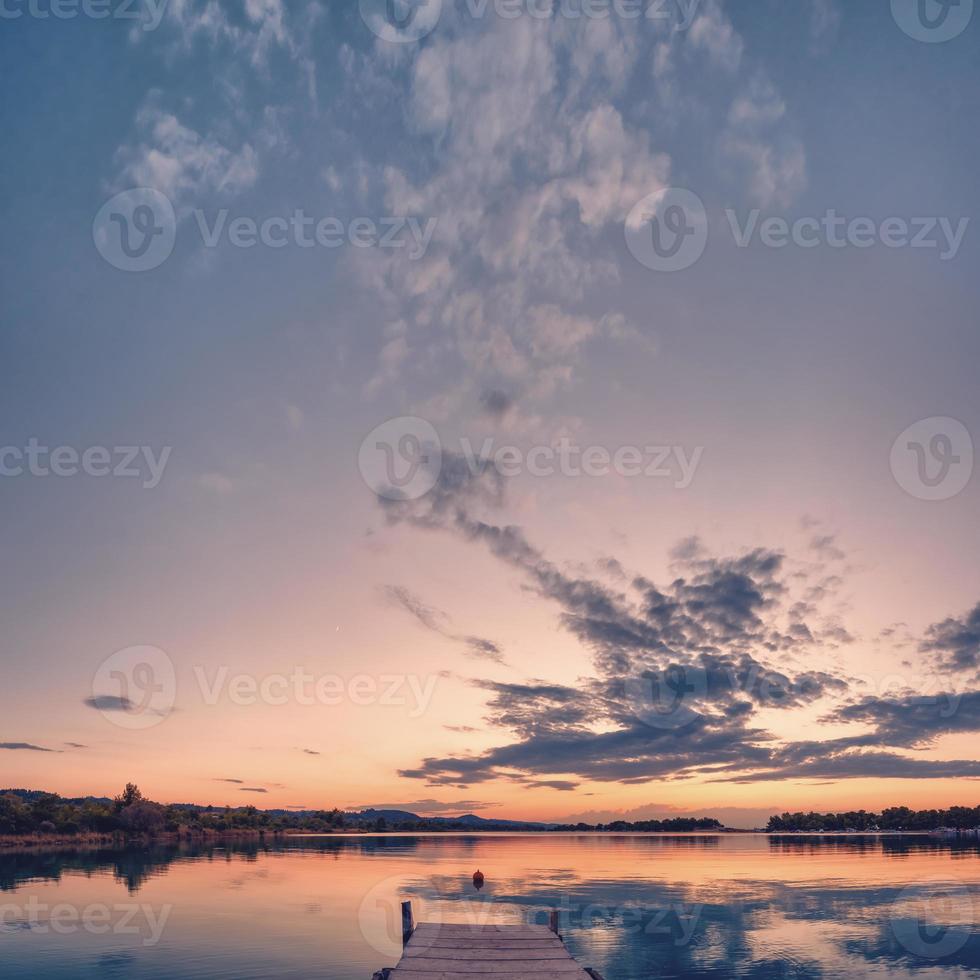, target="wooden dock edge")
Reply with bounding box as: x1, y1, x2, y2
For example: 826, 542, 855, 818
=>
371, 902, 608, 978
